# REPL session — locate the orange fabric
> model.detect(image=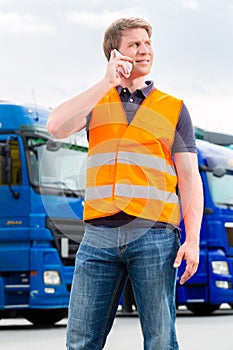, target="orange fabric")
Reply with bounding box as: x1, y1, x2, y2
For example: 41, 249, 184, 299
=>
84, 87, 183, 225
